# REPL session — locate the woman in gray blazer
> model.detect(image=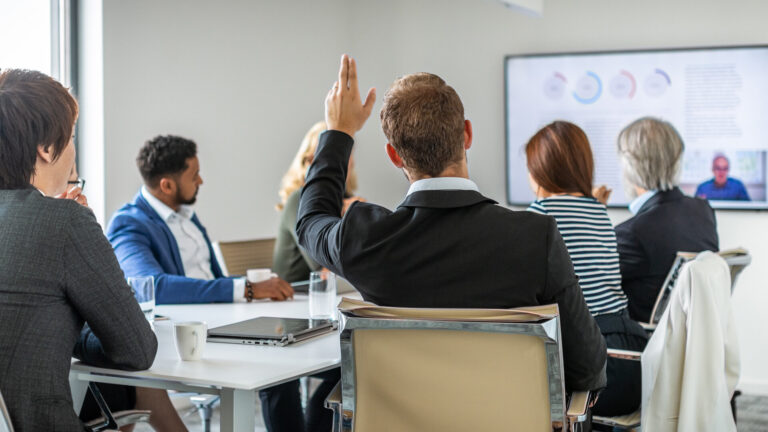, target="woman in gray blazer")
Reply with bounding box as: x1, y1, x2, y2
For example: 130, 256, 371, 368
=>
0, 69, 158, 431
